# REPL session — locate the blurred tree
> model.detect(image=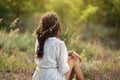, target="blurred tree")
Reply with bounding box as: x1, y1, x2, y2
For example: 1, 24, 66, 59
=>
92, 0, 120, 41
103, 0, 120, 28
44, 0, 98, 27
0, 0, 46, 30
90, 0, 120, 28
